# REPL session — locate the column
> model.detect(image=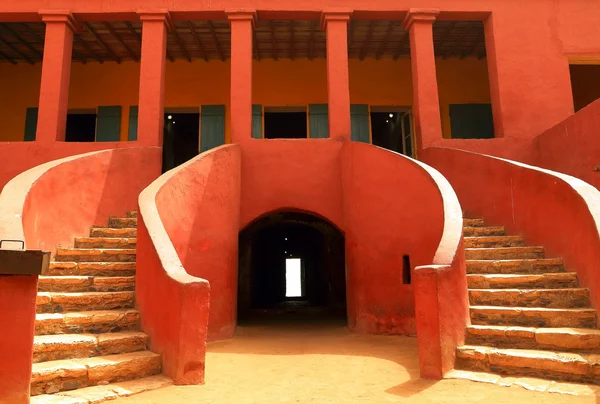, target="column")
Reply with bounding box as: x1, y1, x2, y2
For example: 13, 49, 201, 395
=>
137, 11, 171, 147
404, 9, 442, 152
36, 11, 76, 143
322, 10, 352, 142
227, 11, 256, 144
